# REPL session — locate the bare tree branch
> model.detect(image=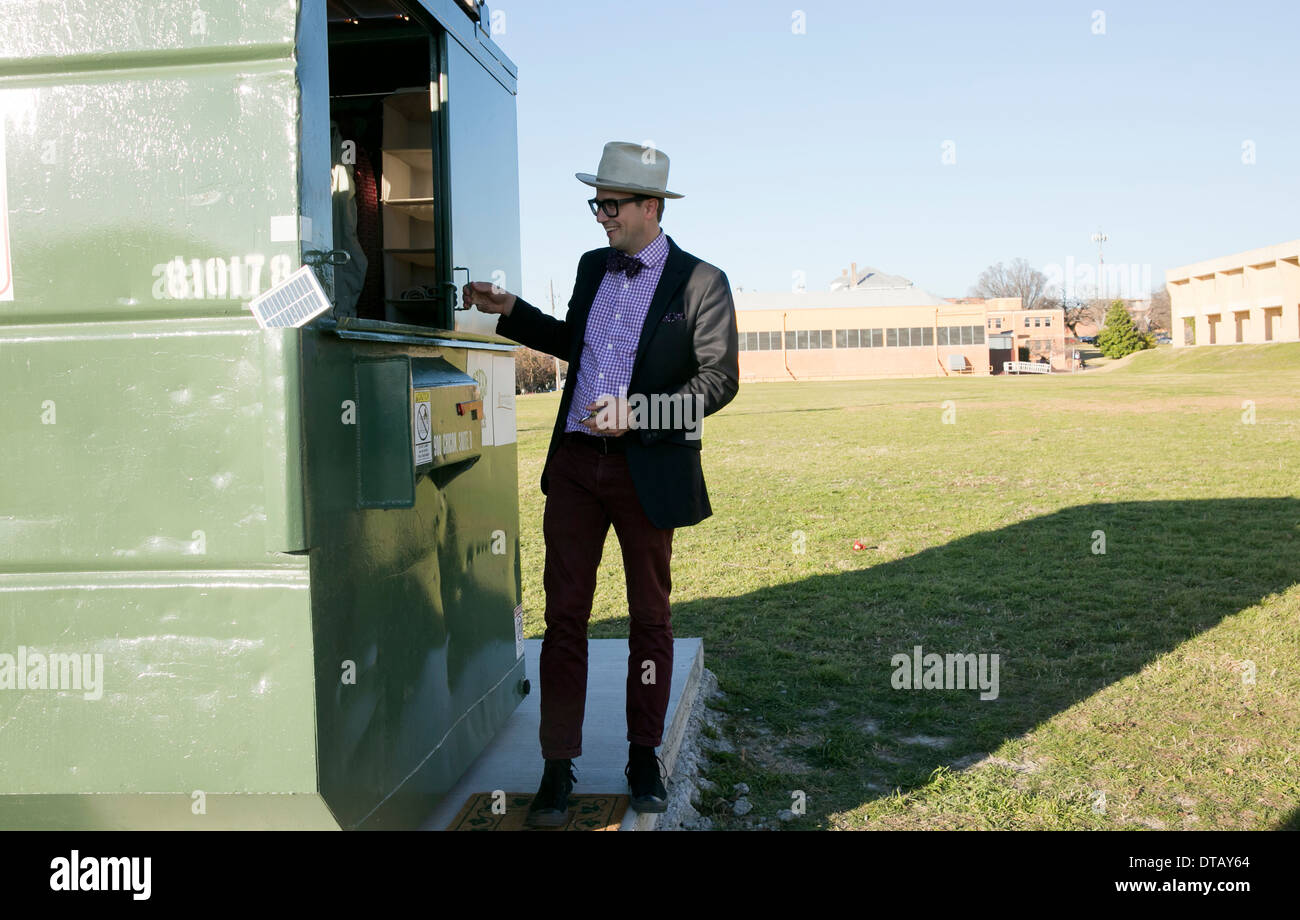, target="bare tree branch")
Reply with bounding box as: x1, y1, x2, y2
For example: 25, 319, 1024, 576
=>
1147, 288, 1171, 333
969, 257, 1052, 310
